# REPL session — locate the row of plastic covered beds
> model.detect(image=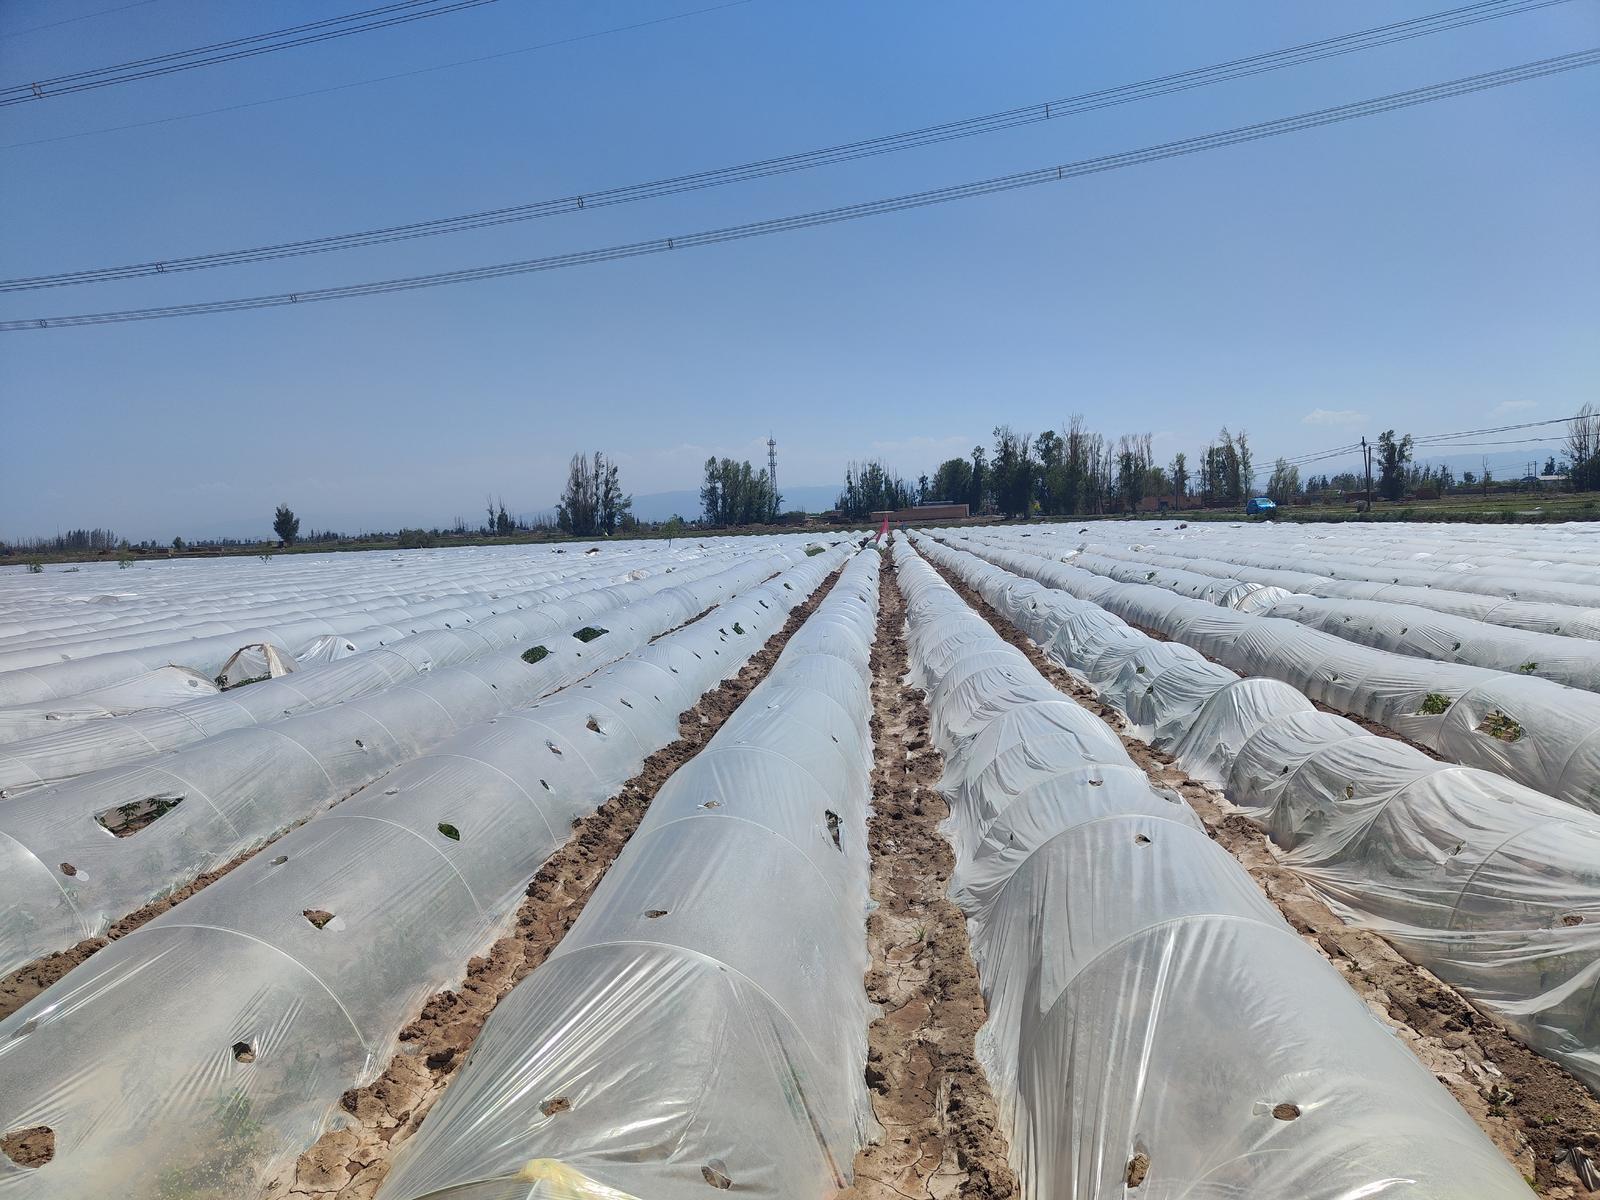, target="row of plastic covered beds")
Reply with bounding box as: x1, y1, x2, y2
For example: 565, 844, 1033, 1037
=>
0, 532, 1566, 1199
